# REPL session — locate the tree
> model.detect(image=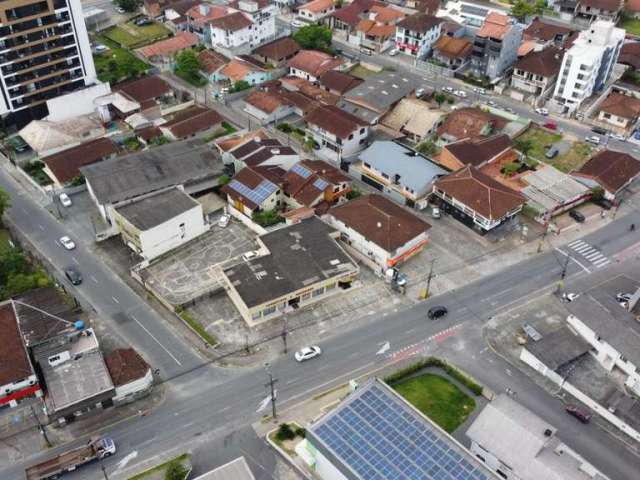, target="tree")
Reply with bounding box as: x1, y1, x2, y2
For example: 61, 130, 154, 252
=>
164, 460, 188, 480
514, 138, 534, 158
534, 0, 547, 14
230, 80, 250, 92
293, 25, 333, 53
175, 50, 200, 78
115, 0, 140, 12
591, 186, 605, 201
0, 188, 10, 222
416, 141, 437, 157
0, 249, 30, 285
434, 93, 446, 107
511, 0, 534, 21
